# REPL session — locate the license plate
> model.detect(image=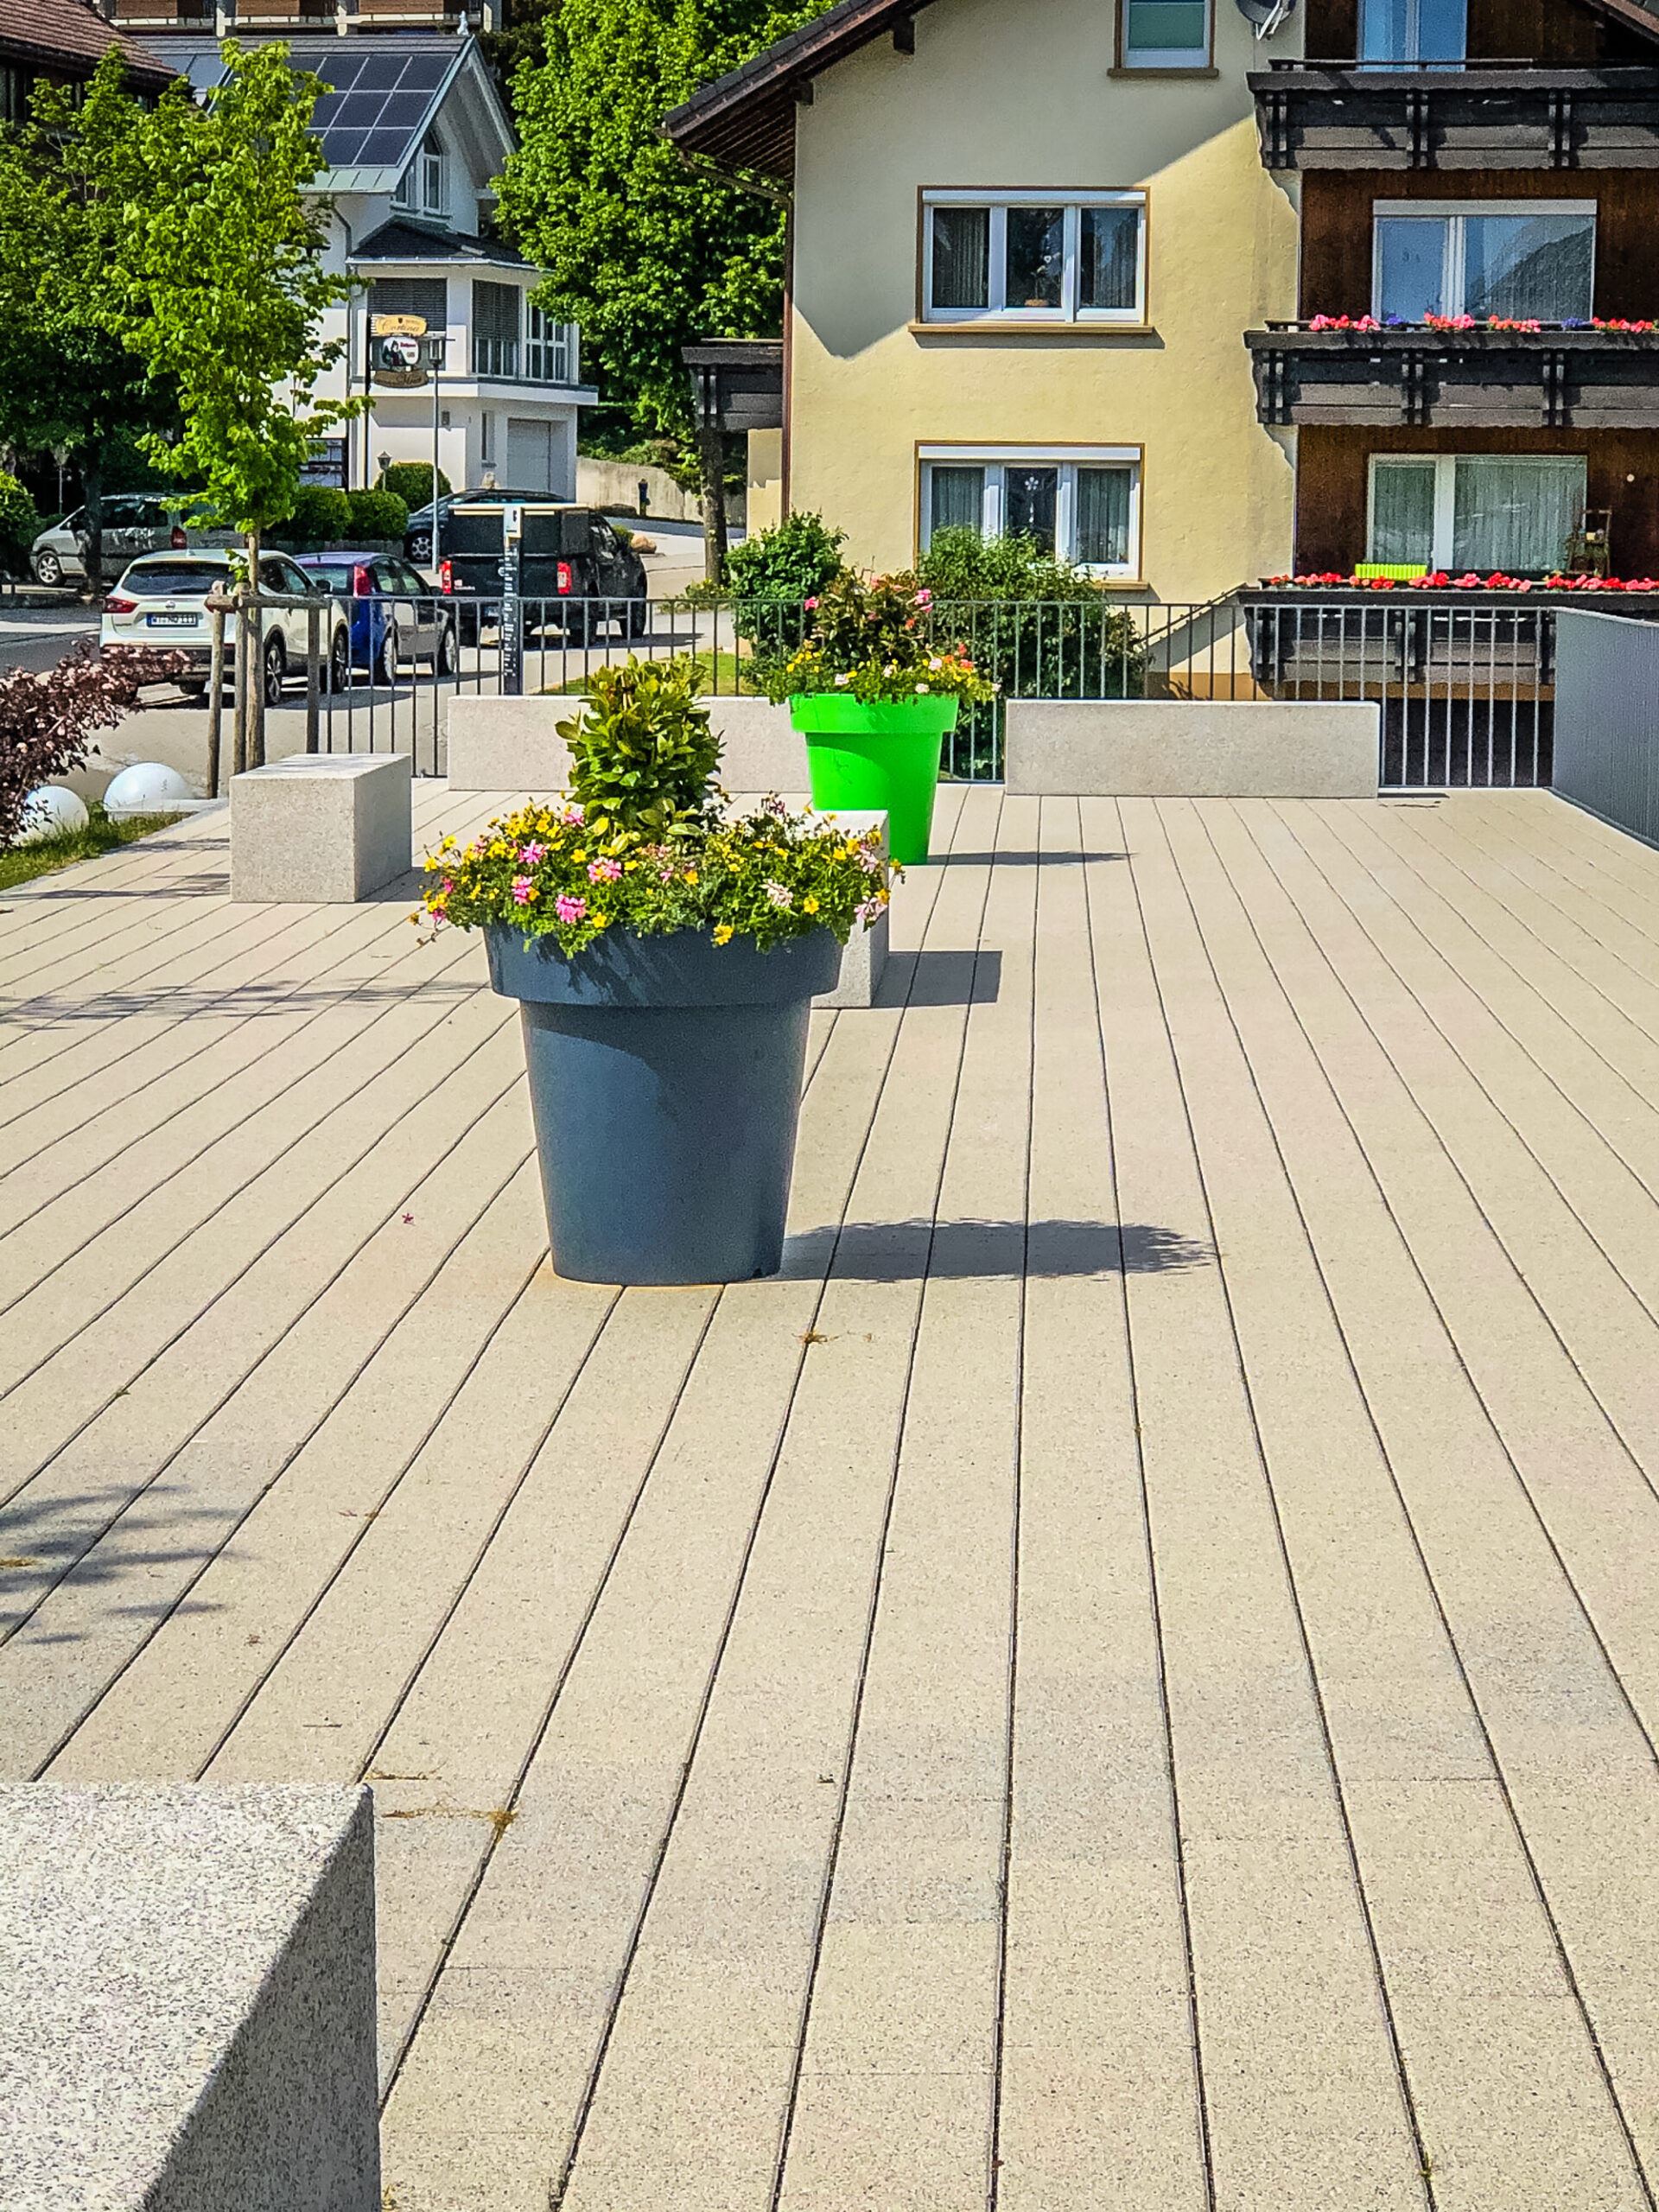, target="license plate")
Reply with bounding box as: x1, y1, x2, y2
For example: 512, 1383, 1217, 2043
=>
147, 612, 198, 627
